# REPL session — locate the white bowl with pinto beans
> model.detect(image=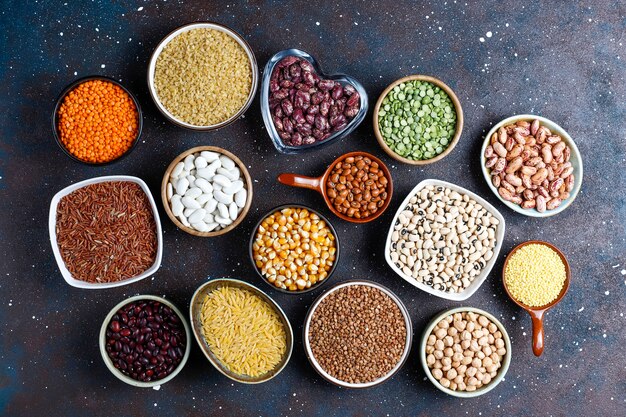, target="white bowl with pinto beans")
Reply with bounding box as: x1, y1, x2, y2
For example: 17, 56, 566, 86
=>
420, 307, 511, 398
481, 114, 583, 217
